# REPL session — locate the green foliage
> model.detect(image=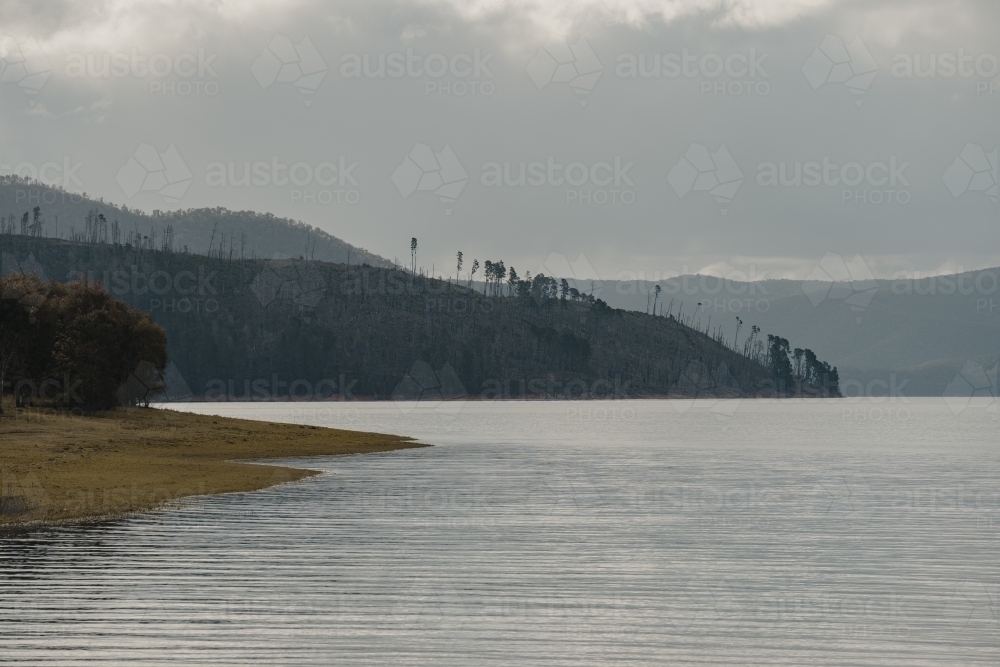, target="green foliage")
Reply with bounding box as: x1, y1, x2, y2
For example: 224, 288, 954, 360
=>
0, 271, 167, 411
